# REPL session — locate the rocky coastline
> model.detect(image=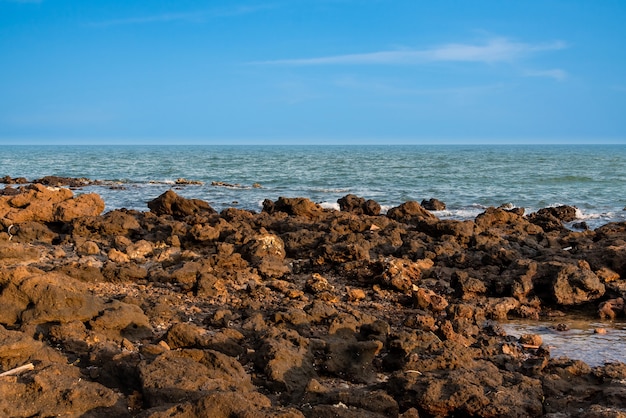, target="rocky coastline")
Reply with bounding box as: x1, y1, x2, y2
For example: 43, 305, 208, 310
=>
1, 179, 626, 417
